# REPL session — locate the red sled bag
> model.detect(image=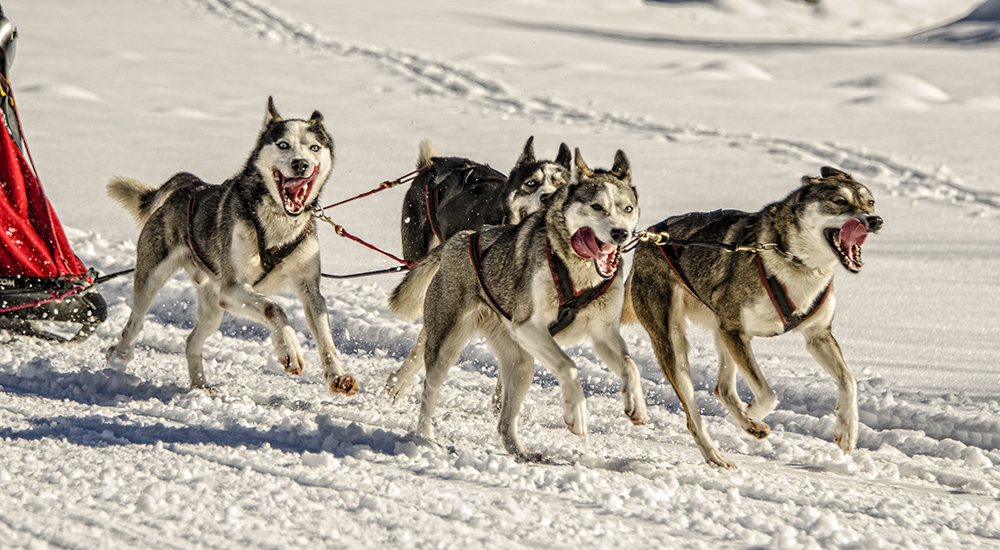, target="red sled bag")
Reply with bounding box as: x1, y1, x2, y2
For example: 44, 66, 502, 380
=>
0, 68, 107, 342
